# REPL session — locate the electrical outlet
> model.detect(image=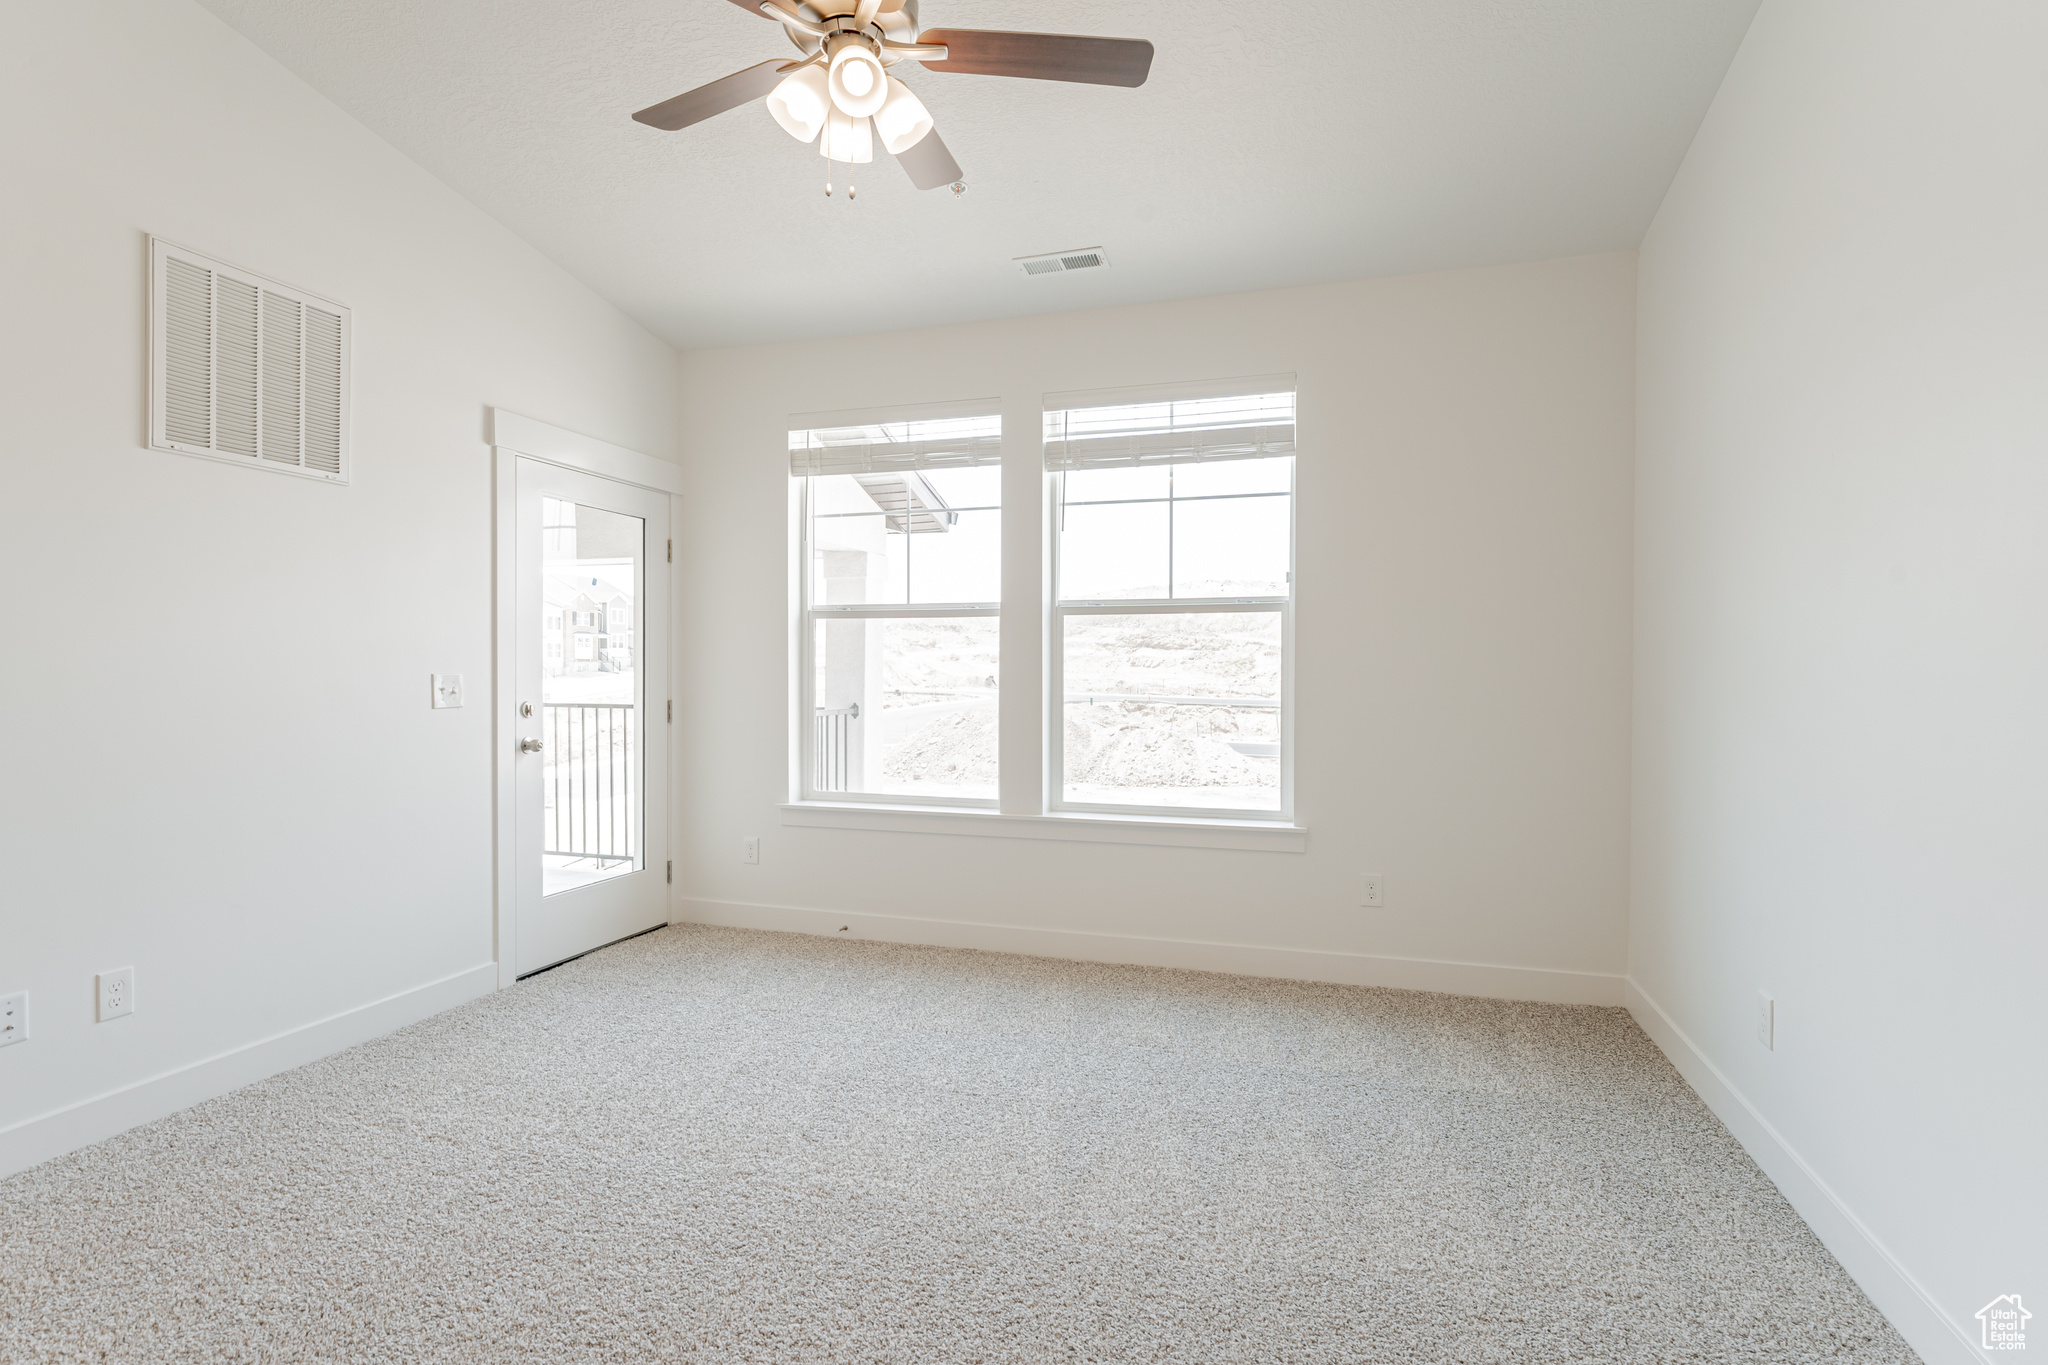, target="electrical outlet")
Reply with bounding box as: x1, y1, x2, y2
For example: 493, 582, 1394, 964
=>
1, 992, 26, 1047
741, 836, 760, 865
431, 673, 464, 709
97, 968, 135, 1022
1755, 991, 1774, 1051
1360, 874, 1384, 907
